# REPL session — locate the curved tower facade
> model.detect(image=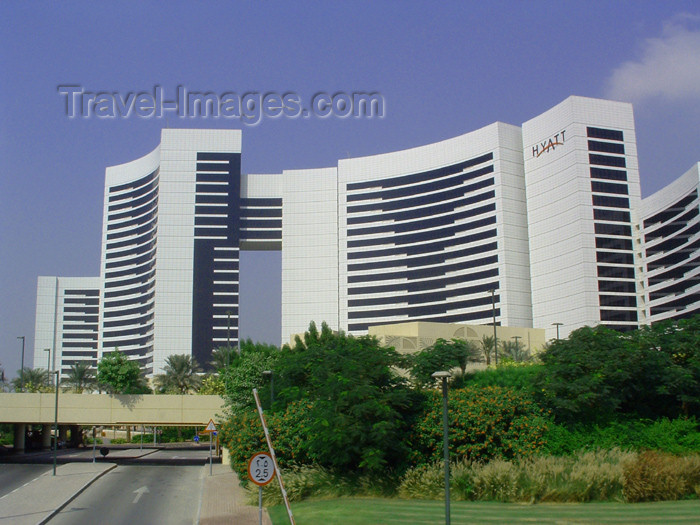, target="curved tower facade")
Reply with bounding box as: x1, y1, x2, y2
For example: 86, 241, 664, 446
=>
336, 122, 532, 333
642, 163, 700, 322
